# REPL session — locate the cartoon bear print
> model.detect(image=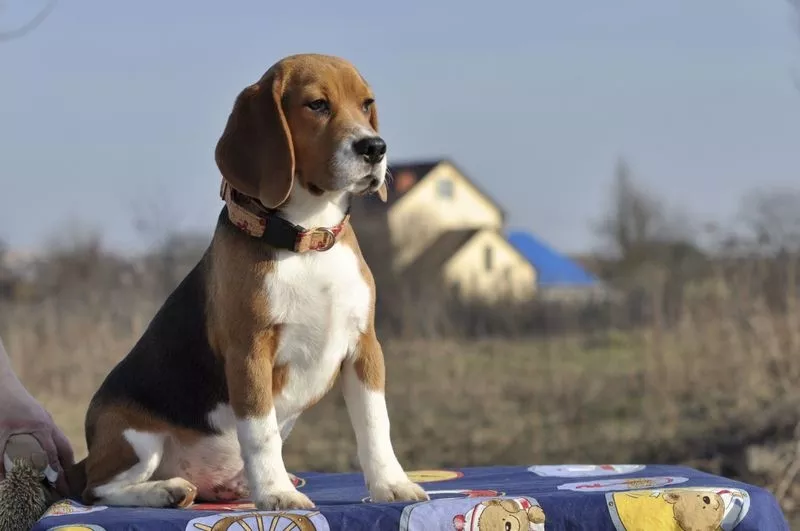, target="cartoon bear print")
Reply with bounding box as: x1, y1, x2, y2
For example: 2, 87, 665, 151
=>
664, 491, 725, 531
453, 498, 546, 531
